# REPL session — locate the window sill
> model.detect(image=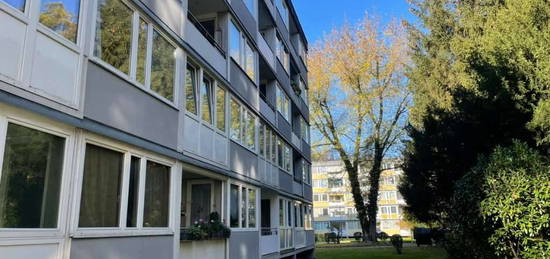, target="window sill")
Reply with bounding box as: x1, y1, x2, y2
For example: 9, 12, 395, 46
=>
89, 58, 179, 111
